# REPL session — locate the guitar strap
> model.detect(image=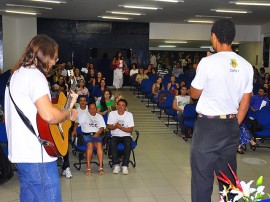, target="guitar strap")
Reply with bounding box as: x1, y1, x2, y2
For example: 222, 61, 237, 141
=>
6, 75, 55, 151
